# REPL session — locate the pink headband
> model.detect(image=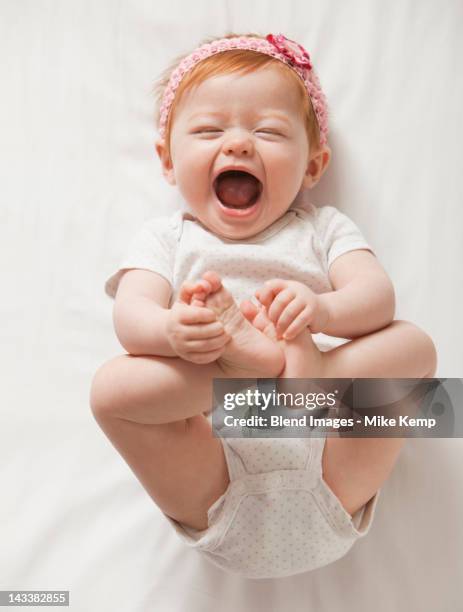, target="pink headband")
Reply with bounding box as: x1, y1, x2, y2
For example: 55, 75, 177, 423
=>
158, 33, 329, 145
